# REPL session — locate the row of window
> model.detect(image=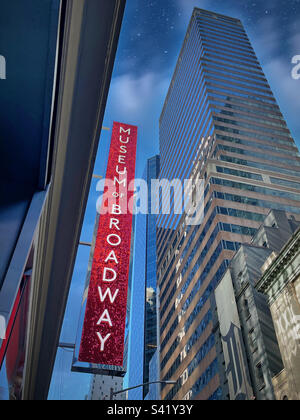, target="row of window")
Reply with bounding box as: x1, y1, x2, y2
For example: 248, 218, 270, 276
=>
160, 248, 234, 352
160, 16, 206, 141
213, 190, 300, 215
159, 203, 264, 308
202, 38, 257, 62
156, 124, 215, 246
207, 77, 275, 99
159, 191, 291, 398
160, 18, 205, 155
207, 75, 270, 99
164, 358, 219, 400
210, 177, 300, 202
188, 335, 216, 377
209, 84, 277, 107
159, 69, 210, 187
159, 98, 210, 199
198, 10, 241, 25
209, 99, 284, 121
204, 53, 262, 78
270, 177, 300, 190
213, 116, 290, 138
216, 134, 297, 156
204, 63, 267, 87
207, 77, 273, 101
157, 145, 296, 287
215, 206, 265, 222
197, 10, 241, 27
161, 310, 212, 378
159, 88, 214, 233
213, 108, 288, 131
198, 14, 245, 37
199, 23, 249, 45
208, 387, 223, 400
209, 90, 280, 115
163, 334, 215, 398
160, 219, 222, 332
160, 117, 212, 200
191, 358, 219, 399
203, 57, 264, 82
205, 55, 262, 78
219, 155, 300, 178
216, 166, 263, 181
216, 144, 300, 167
201, 34, 254, 63
160, 207, 223, 315
203, 45, 260, 69
198, 22, 251, 48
